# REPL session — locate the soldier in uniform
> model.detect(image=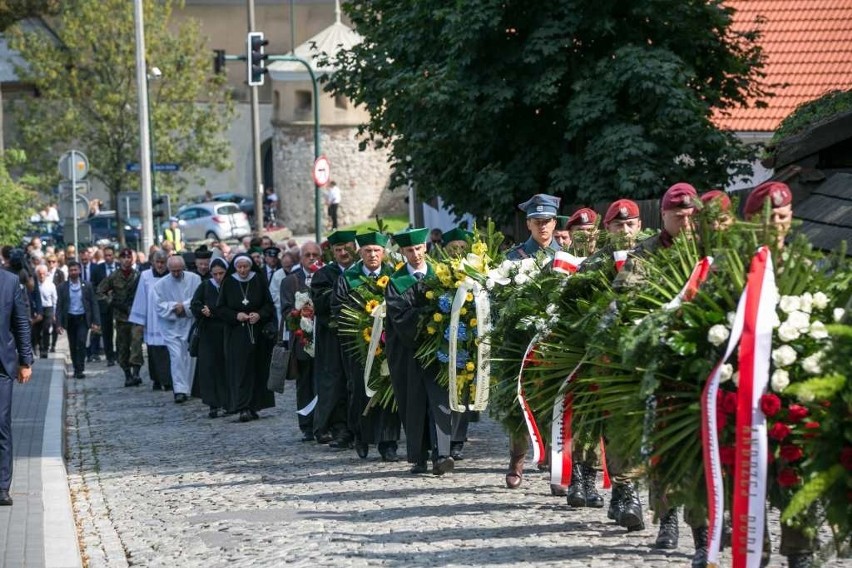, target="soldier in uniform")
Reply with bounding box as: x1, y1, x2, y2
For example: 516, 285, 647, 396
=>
97, 248, 143, 387
385, 228, 454, 475
565, 207, 599, 256
699, 190, 734, 232
553, 216, 572, 250
332, 231, 401, 461
504, 194, 561, 488
578, 199, 643, 275
311, 231, 358, 449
